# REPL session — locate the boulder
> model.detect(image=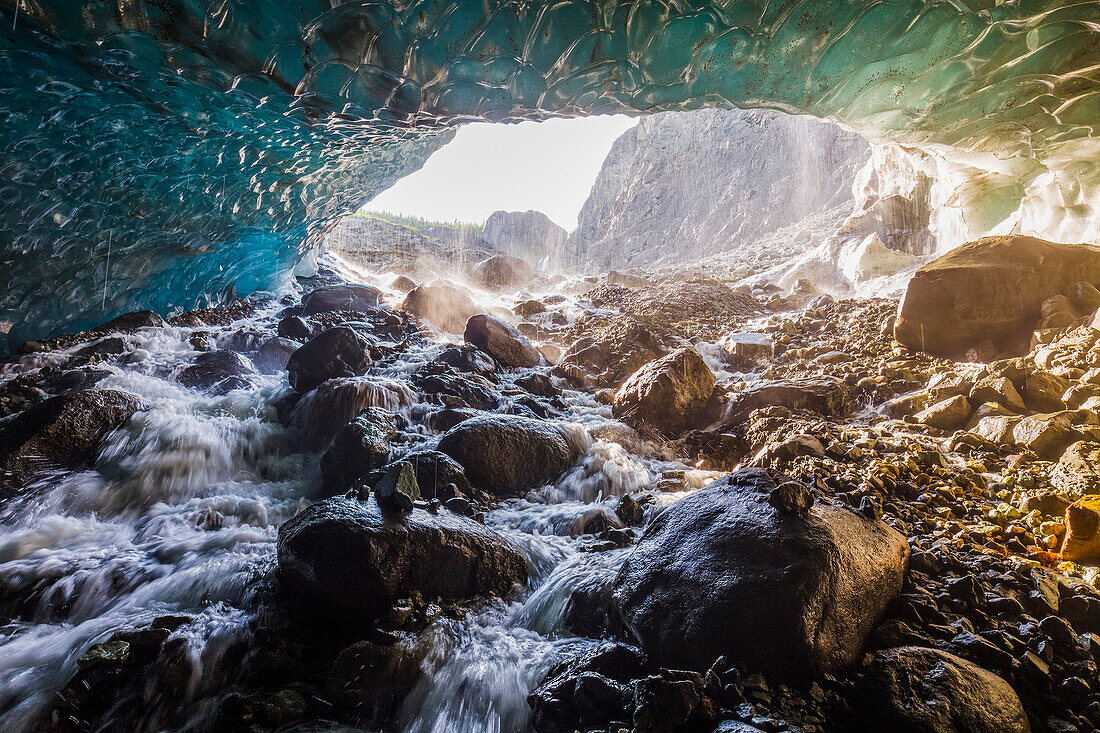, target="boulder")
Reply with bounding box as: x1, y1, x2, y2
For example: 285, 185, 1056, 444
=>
374, 461, 420, 512
513, 299, 547, 318
969, 376, 1026, 413
381, 450, 473, 500
464, 314, 540, 368
1071, 281, 1100, 312
286, 327, 373, 394
528, 643, 649, 733
255, 337, 299, 373
717, 332, 773, 368
1051, 440, 1100, 495
177, 350, 256, 393
95, 310, 166, 332
1012, 412, 1077, 460
277, 315, 313, 341
913, 395, 972, 431
434, 344, 499, 376
389, 275, 417, 293
277, 497, 527, 621
319, 407, 396, 495
724, 376, 852, 426
401, 283, 480, 333
301, 284, 384, 315
974, 415, 1020, 445
472, 254, 534, 289
326, 639, 422, 717
612, 468, 909, 682
850, 646, 1031, 733
894, 236, 1100, 357
1060, 497, 1100, 562
1022, 370, 1069, 412
612, 348, 715, 436
436, 415, 581, 497
0, 389, 144, 491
